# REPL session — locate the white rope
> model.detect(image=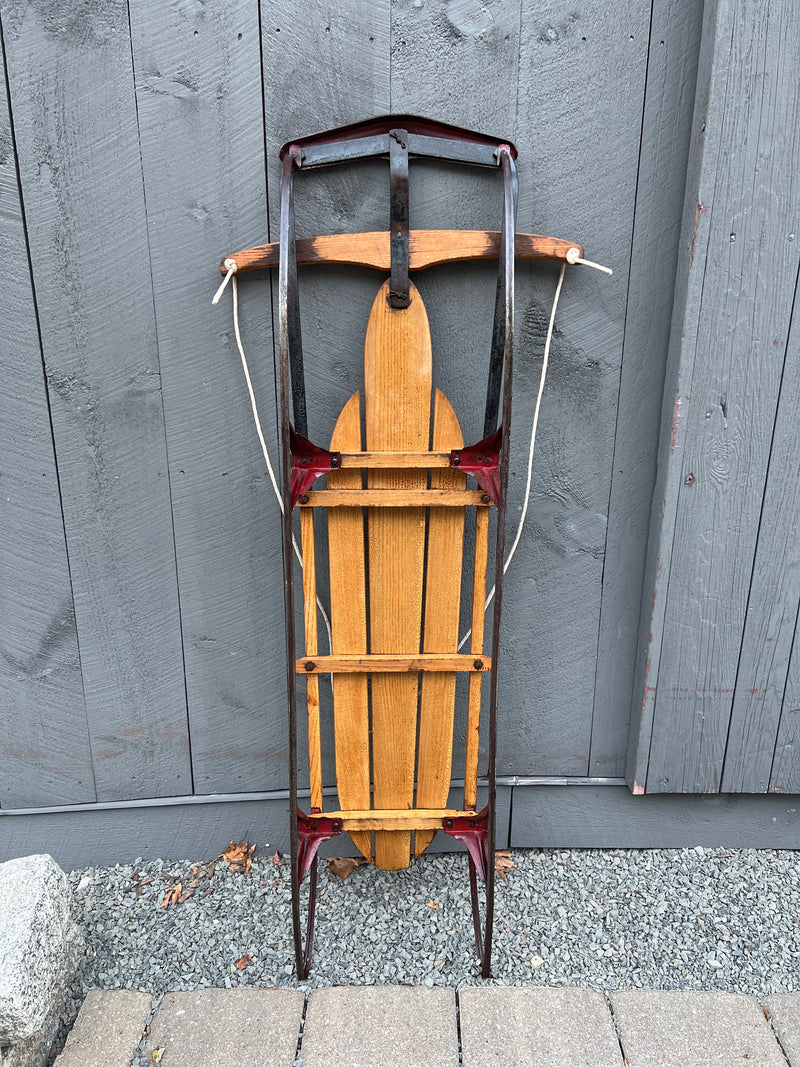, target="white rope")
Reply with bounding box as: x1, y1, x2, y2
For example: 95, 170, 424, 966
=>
221, 270, 333, 653
457, 262, 566, 650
